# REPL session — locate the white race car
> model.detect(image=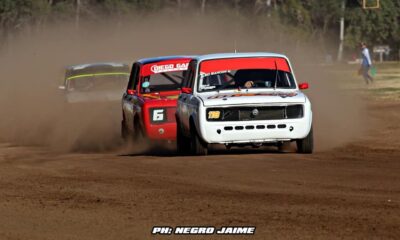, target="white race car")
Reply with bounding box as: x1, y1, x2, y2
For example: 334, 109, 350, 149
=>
176, 52, 313, 155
